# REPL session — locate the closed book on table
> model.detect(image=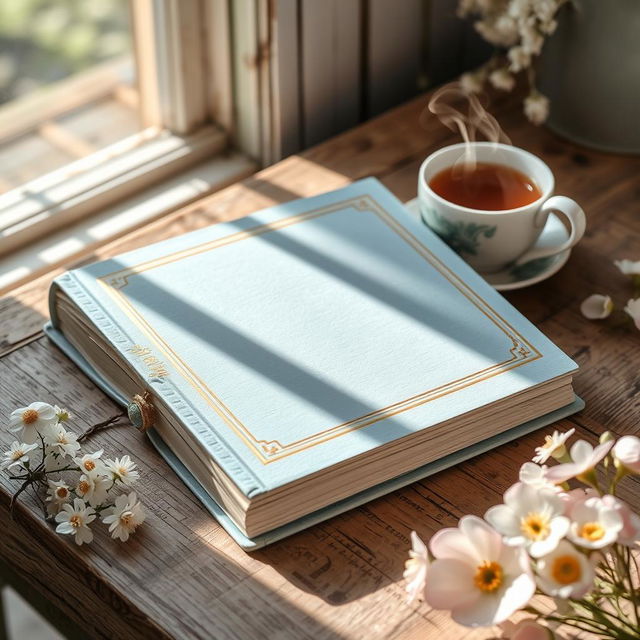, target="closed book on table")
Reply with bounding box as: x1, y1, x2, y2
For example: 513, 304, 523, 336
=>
45, 178, 582, 549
